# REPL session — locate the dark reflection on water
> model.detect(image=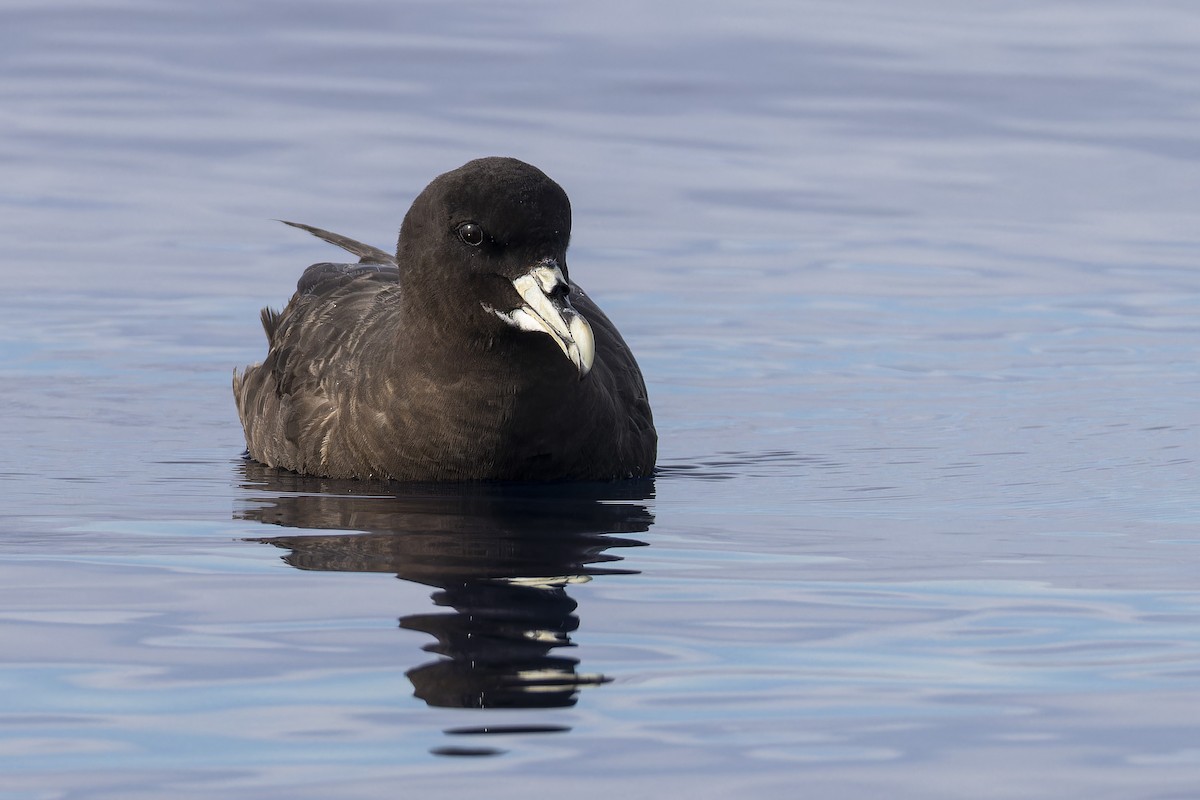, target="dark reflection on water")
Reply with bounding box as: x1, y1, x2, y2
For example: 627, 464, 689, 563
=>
235, 461, 652, 754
